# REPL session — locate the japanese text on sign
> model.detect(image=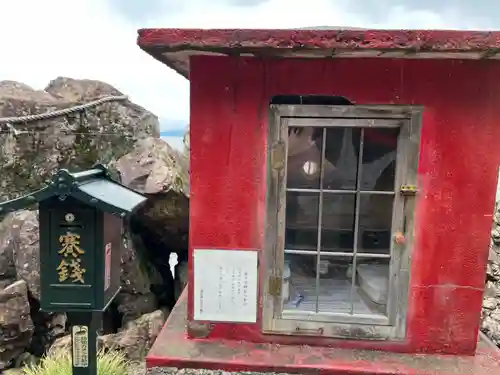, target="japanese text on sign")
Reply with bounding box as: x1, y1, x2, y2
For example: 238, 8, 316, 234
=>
193, 249, 258, 323
72, 325, 89, 368
56, 232, 86, 284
